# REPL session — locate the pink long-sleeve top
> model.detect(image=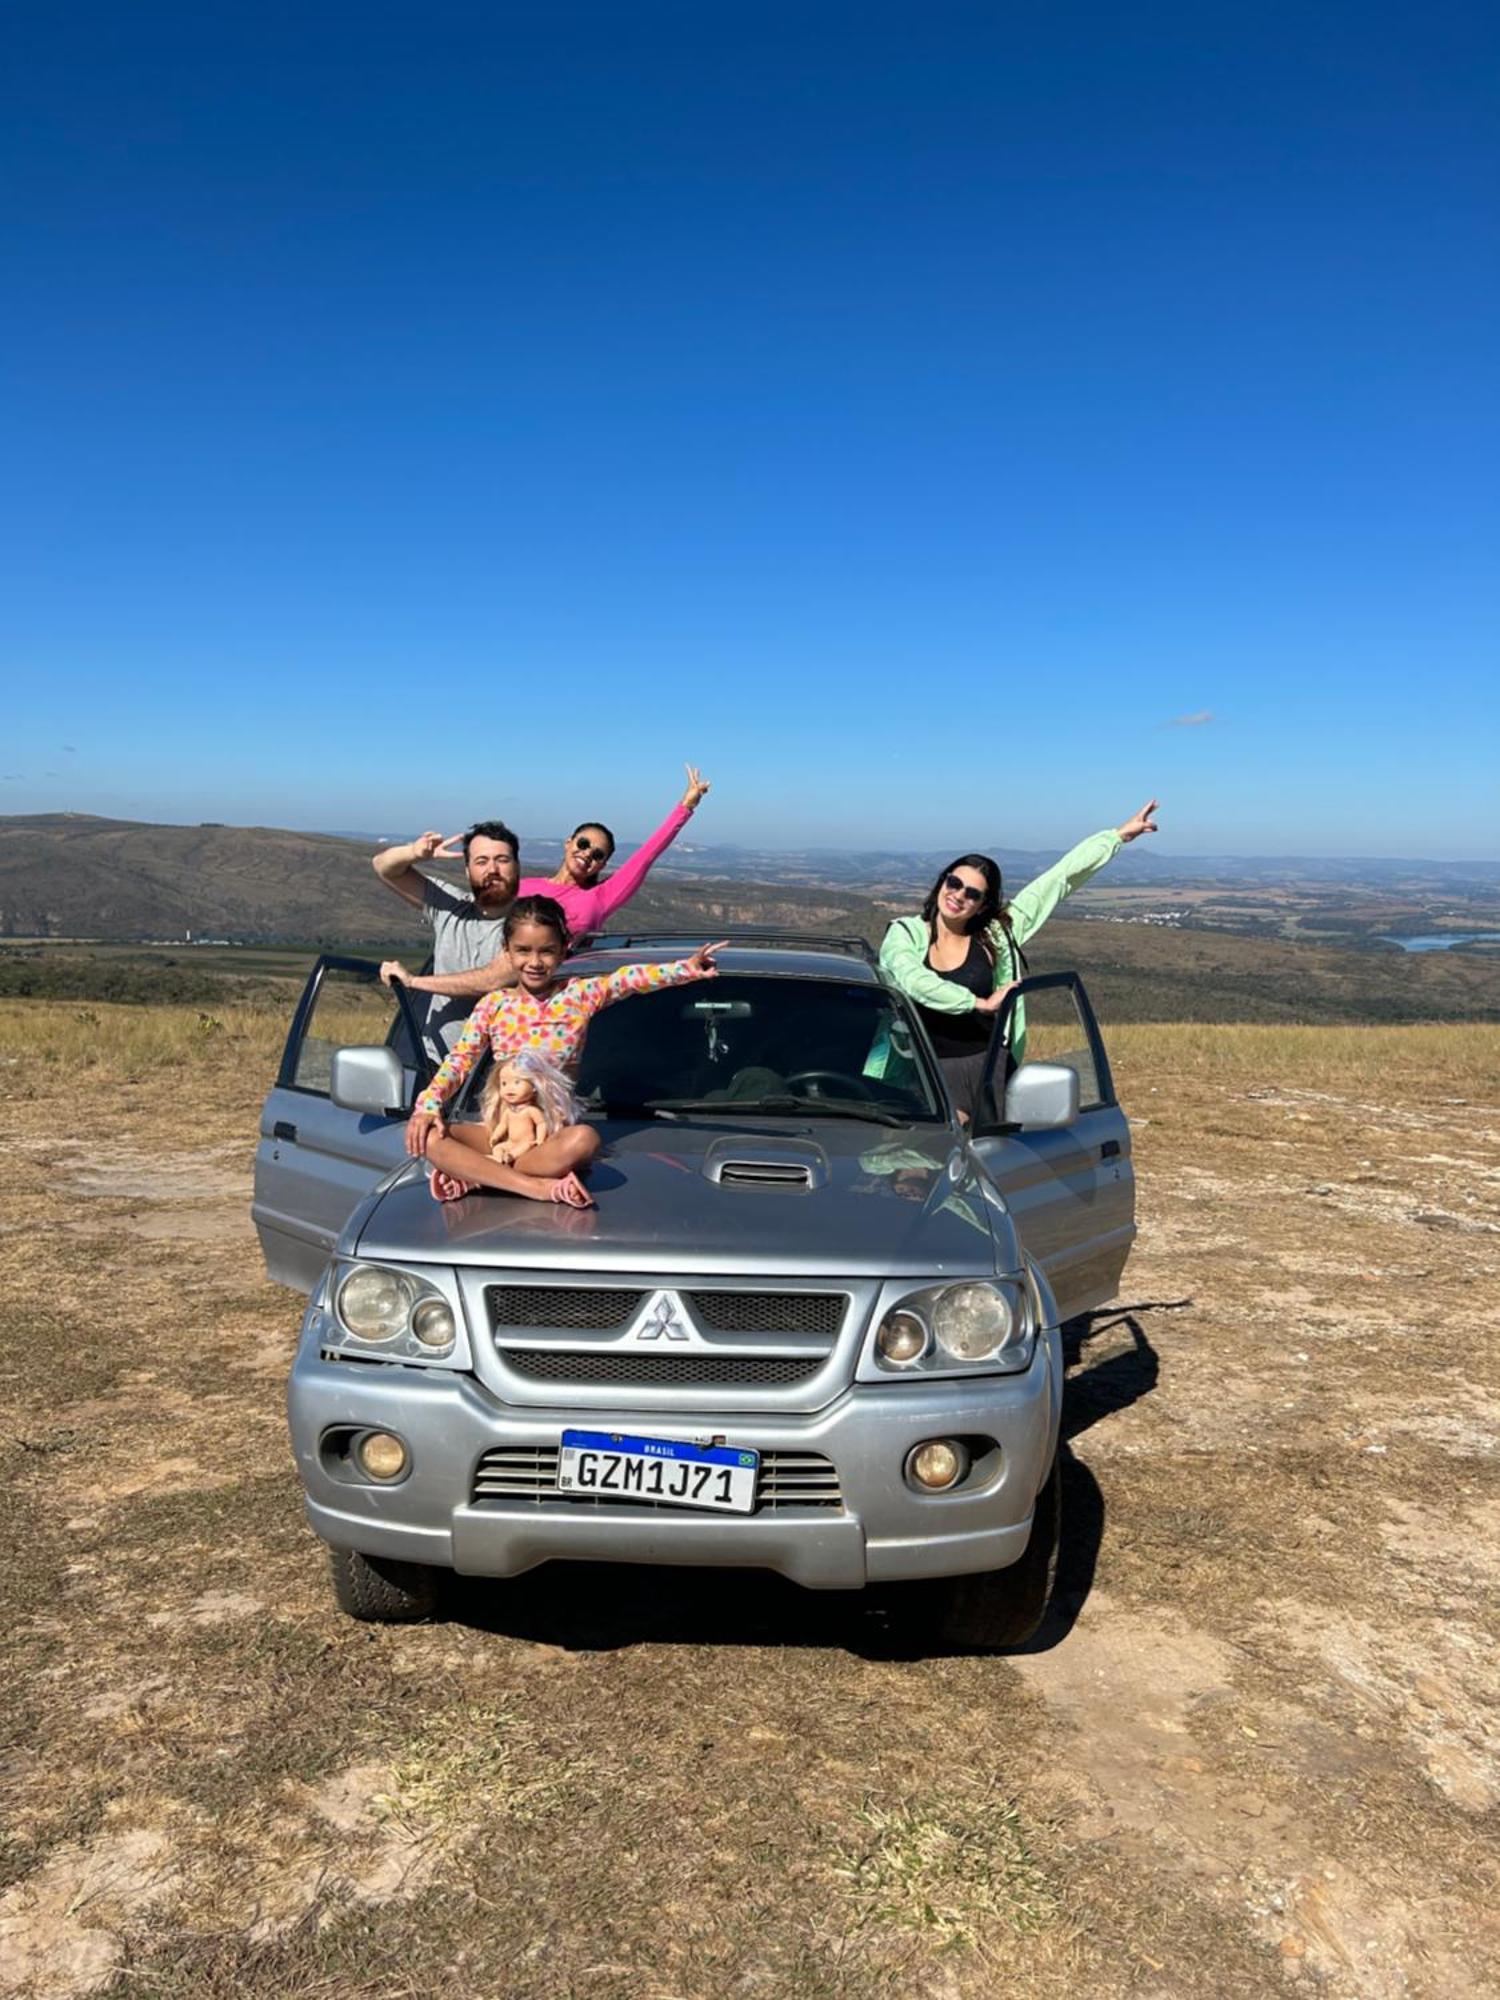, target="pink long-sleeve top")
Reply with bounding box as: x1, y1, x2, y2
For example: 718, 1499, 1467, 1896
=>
516, 801, 693, 935
414, 956, 712, 1116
